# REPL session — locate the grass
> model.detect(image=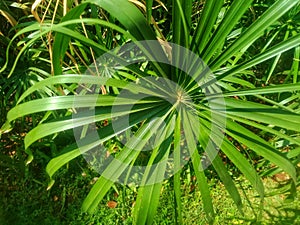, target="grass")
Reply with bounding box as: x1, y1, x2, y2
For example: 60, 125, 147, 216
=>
1, 130, 299, 225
